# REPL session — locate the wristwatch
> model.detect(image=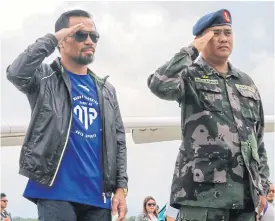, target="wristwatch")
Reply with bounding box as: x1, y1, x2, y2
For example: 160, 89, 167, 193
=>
116, 188, 128, 196
122, 188, 128, 196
